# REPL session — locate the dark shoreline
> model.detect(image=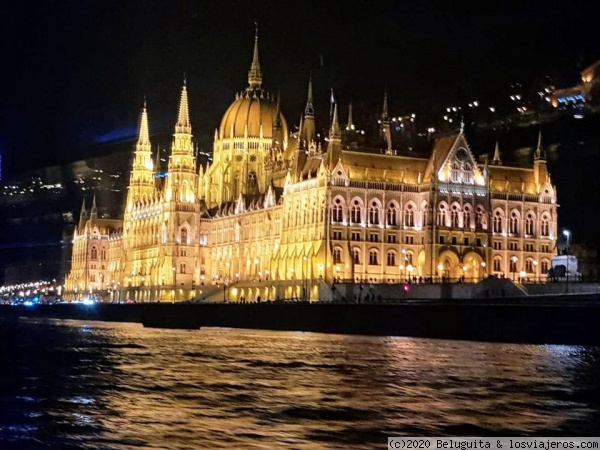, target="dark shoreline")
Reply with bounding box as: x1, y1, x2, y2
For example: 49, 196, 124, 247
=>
3, 295, 600, 345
